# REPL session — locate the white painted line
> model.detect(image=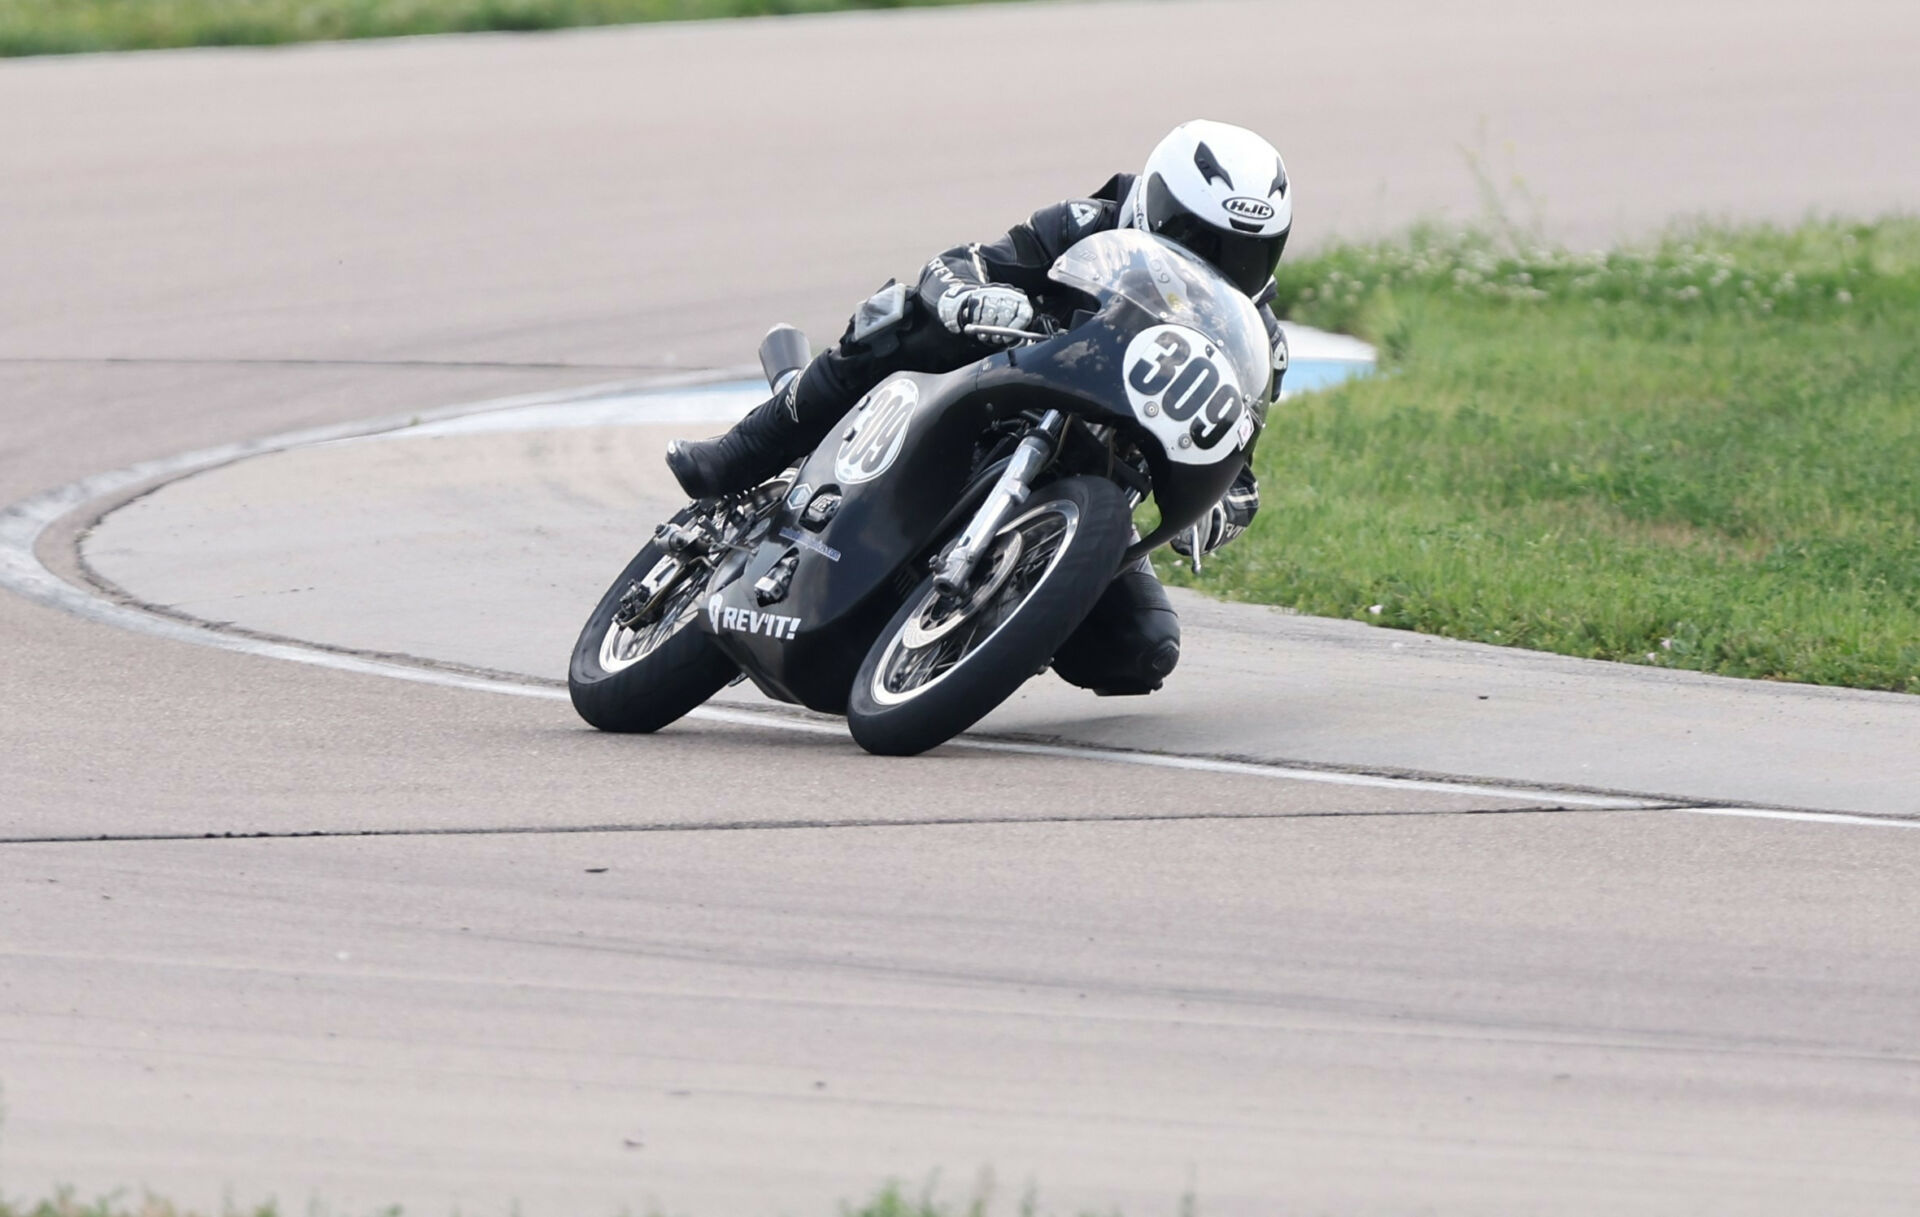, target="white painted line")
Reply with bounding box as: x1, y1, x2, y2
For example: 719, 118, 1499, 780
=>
365, 381, 768, 440
682, 706, 1648, 807
3, 373, 1912, 828
0, 477, 1655, 809
360, 326, 1378, 443
1680, 806, 1920, 830
941, 736, 1648, 806
0, 372, 762, 693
